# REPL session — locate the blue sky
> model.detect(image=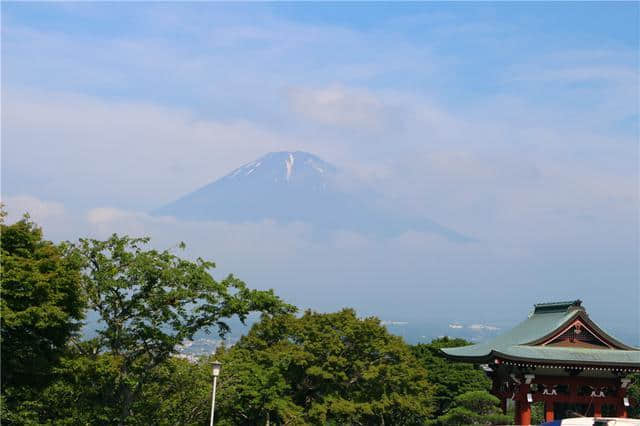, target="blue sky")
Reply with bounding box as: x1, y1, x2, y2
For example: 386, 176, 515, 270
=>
2, 2, 638, 342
